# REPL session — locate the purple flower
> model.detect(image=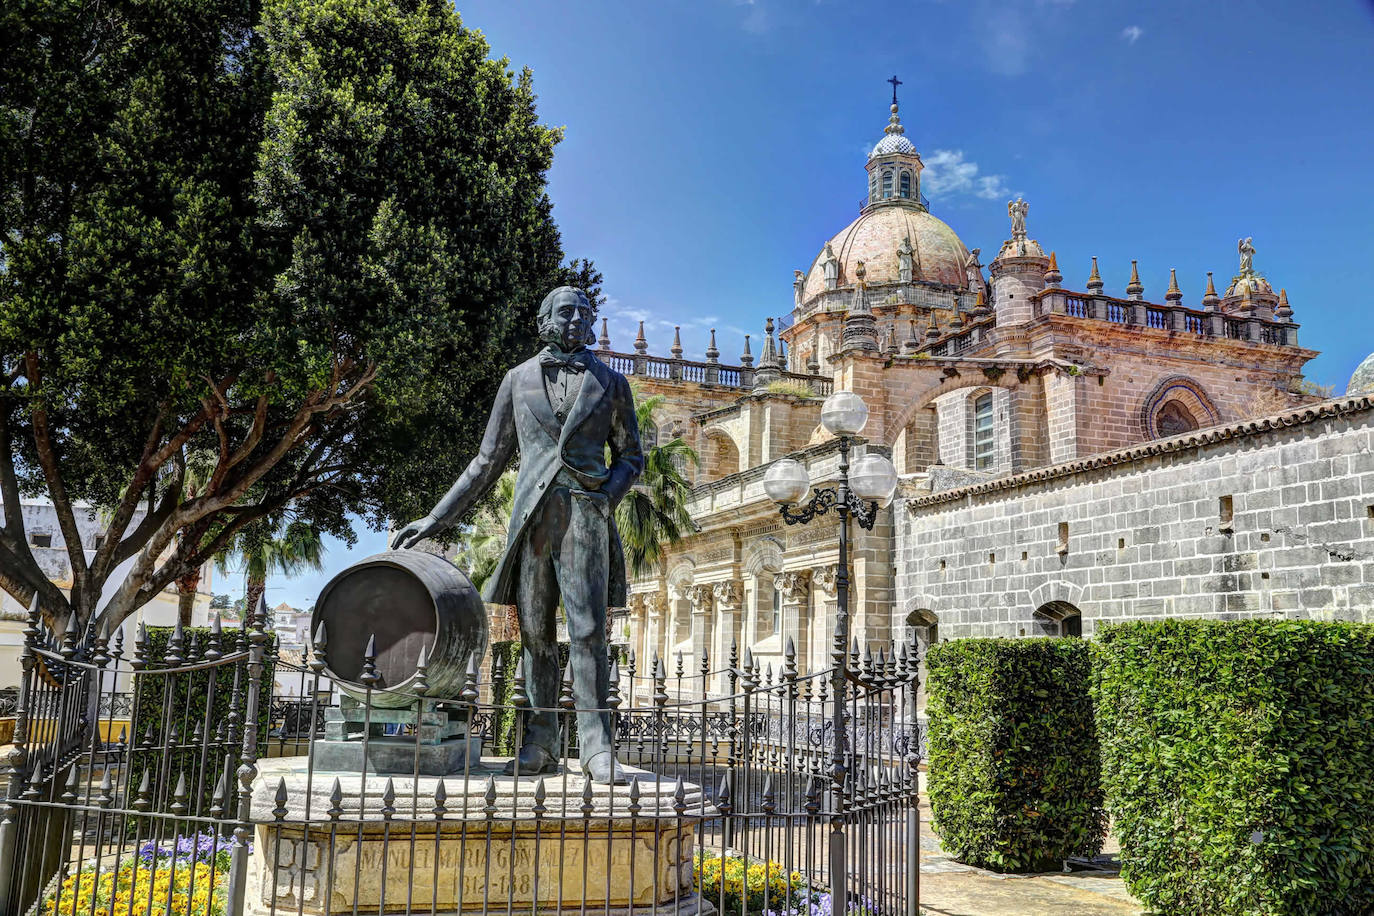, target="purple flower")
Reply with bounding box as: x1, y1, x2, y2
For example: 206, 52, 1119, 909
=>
136, 831, 241, 864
